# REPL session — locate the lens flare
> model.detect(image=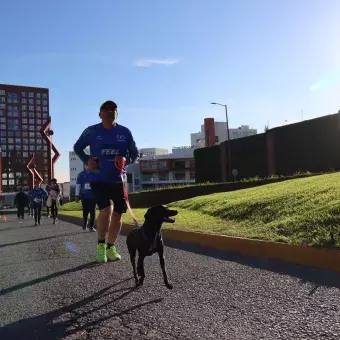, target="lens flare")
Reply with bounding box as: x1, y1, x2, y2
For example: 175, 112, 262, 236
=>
310, 69, 340, 91
64, 242, 80, 253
